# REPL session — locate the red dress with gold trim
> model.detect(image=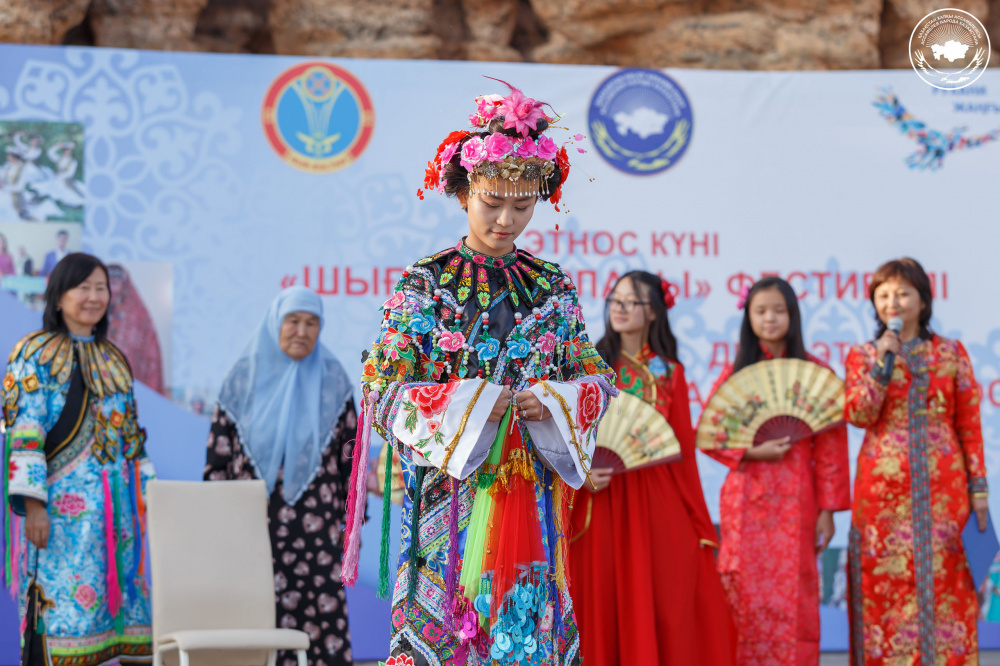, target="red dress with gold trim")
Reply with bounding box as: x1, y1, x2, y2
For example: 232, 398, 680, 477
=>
703, 348, 850, 666
569, 346, 736, 665
844, 335, 985, 665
